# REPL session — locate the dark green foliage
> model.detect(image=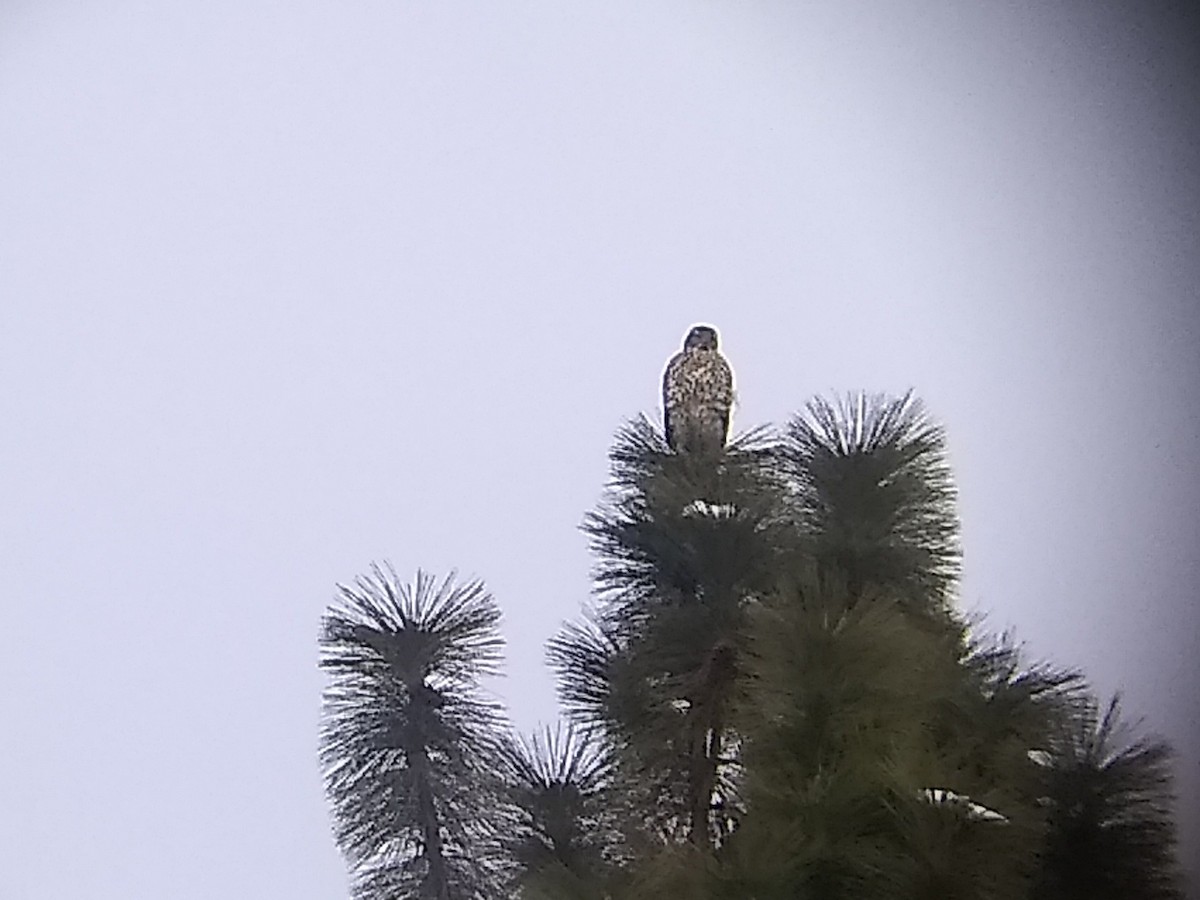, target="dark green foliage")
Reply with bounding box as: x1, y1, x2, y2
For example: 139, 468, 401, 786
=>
544, 391, 1184, 898
919, 635, 1087, 847
554, 417, 787, 851
1031, 695, 1184, 900
723, 578, 1073, 899
583, 415, 788, 630
319, 566, 509, 900
891, 632, 1089, 900
728, 576, 949, 900
780, 392, 961, 613
500, 724, 624, 900
318, 390, 1185, 900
